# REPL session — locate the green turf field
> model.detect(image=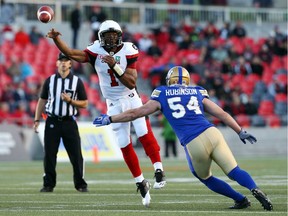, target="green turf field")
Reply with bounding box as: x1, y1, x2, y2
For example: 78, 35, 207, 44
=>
0, 157, 286, 216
